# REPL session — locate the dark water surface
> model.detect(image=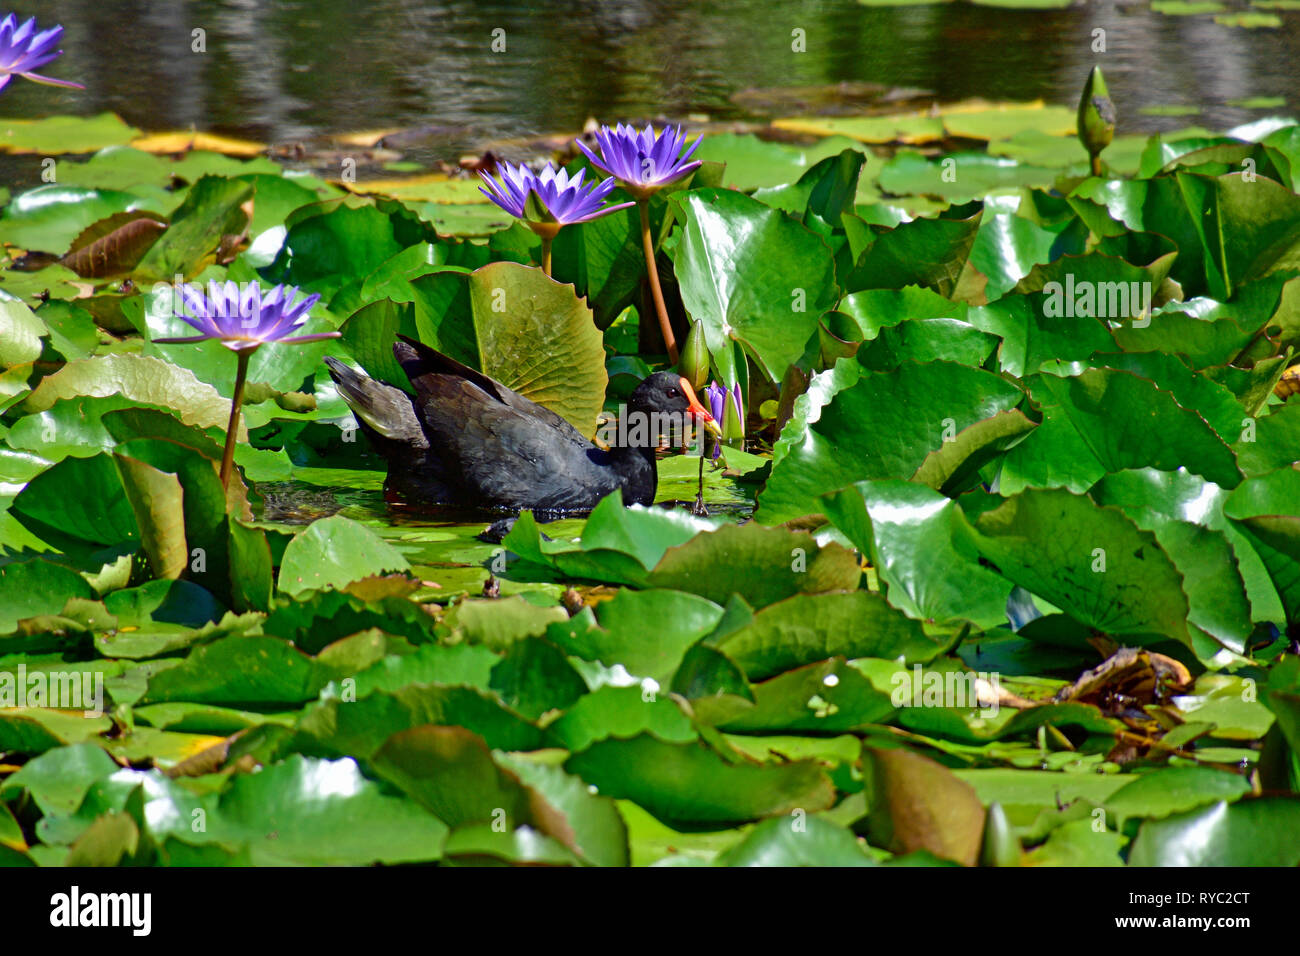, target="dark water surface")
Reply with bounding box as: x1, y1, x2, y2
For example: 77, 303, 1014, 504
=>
3, 0, 1297, 157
